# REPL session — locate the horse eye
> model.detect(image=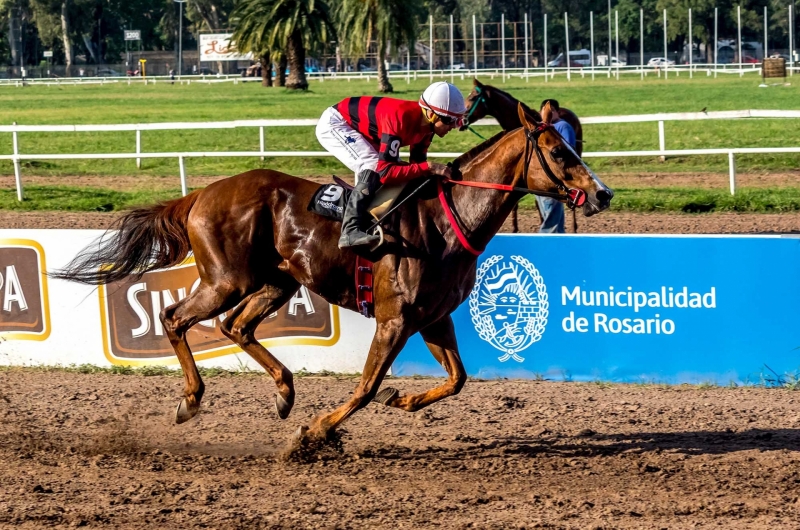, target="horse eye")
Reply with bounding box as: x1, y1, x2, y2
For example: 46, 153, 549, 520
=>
550, 147, 565, 160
